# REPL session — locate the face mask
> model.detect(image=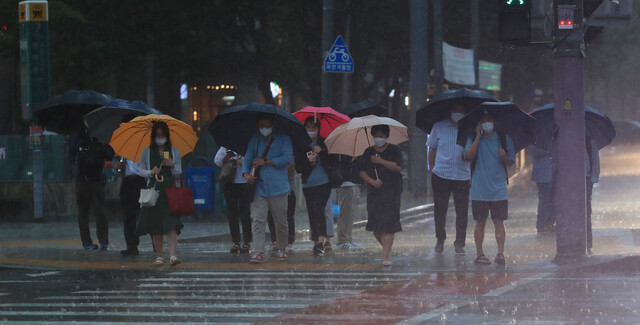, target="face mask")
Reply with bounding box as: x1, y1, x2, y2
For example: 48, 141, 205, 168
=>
307, 131, 318, 138
451, 112, 464, 123
481, 122, 494, 133
155, 137, 167, 146
373, 137, 387, 147
259, 128, 273, 137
